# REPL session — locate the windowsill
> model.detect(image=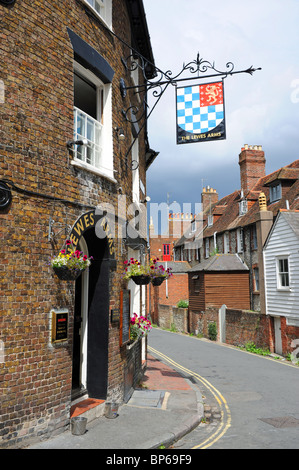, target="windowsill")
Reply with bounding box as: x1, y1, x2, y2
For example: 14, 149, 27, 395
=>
277, 287, 291, 292
71, 159, 117, 184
